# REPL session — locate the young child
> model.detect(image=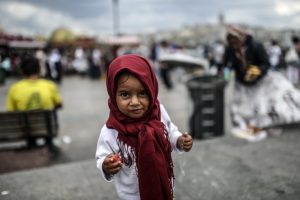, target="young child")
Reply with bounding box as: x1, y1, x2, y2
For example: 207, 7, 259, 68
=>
95, 54, 193, 200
